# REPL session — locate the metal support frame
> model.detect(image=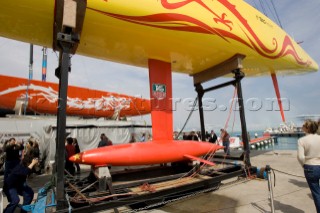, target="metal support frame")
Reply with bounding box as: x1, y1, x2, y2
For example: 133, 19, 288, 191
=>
195, 79, 237, 142
55, 37, 73, 210
195, 84, 206, 141
106, 178, 119, 213
234, 69, 251, 166
53, 0, 86, 210
266, 165, 275, 213
53, 0, 86, 54
192, 54, 251, 167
